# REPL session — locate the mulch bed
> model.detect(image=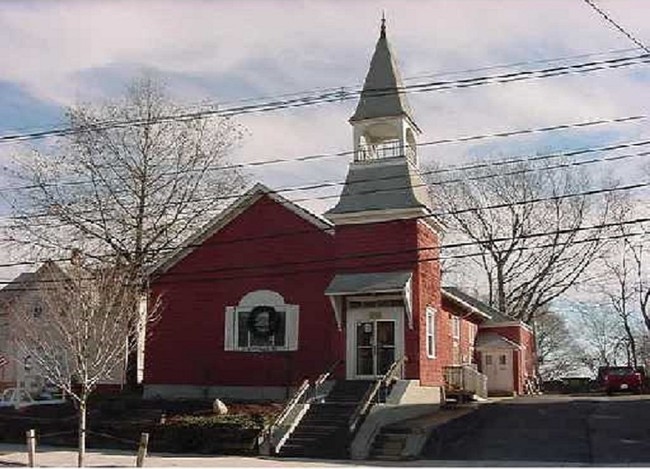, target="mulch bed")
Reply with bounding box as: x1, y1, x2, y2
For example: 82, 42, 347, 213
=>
0, 397, 282, 455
